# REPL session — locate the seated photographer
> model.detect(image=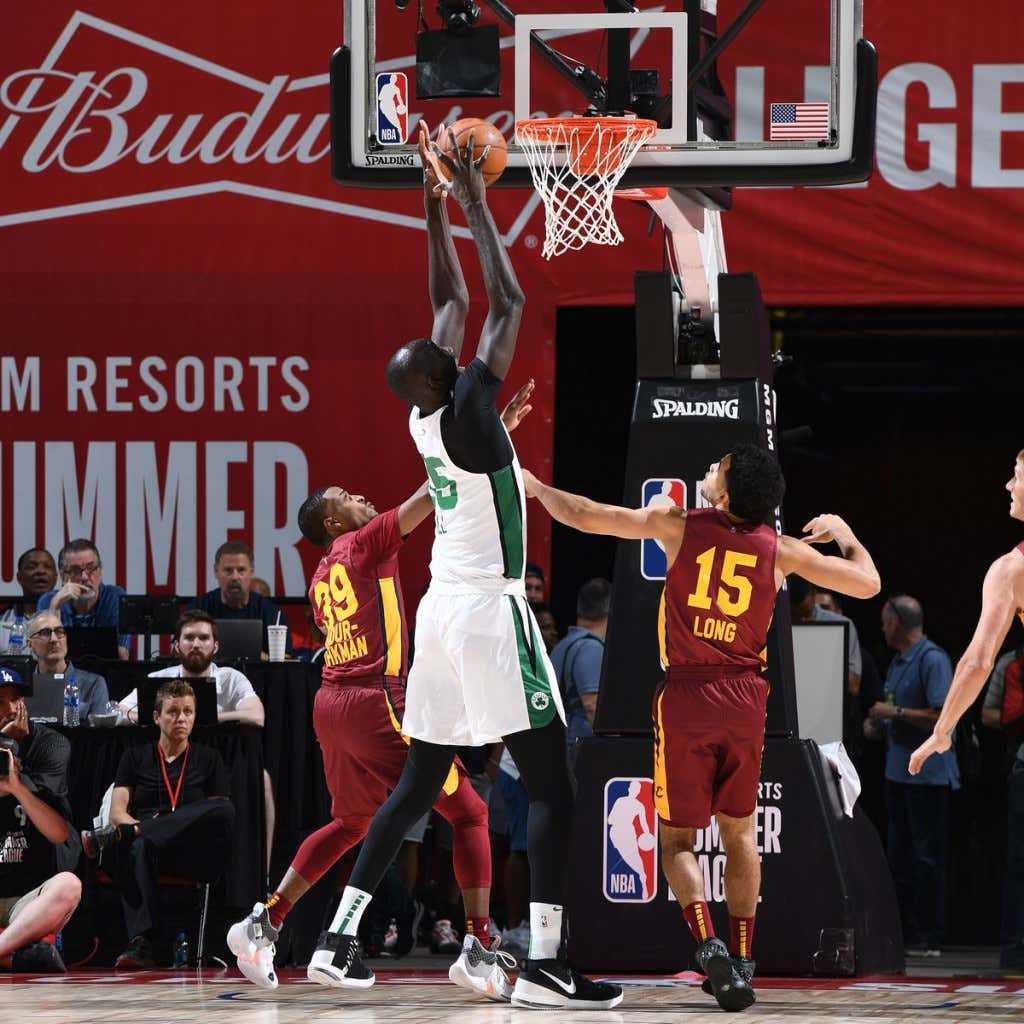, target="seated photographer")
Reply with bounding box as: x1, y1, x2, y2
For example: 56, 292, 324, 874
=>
117, 610, 265, 726
0, 668, 82, 973
81, 679, 235, 969
25, 611, 110, 721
